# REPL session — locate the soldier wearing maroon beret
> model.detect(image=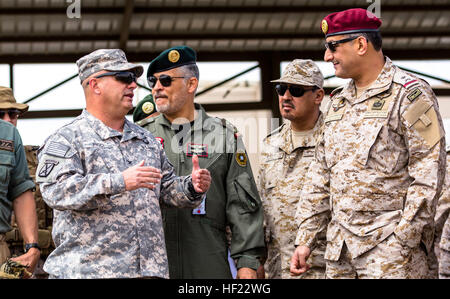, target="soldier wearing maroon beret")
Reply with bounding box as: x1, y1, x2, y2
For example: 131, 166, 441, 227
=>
291, 8, 446, 279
